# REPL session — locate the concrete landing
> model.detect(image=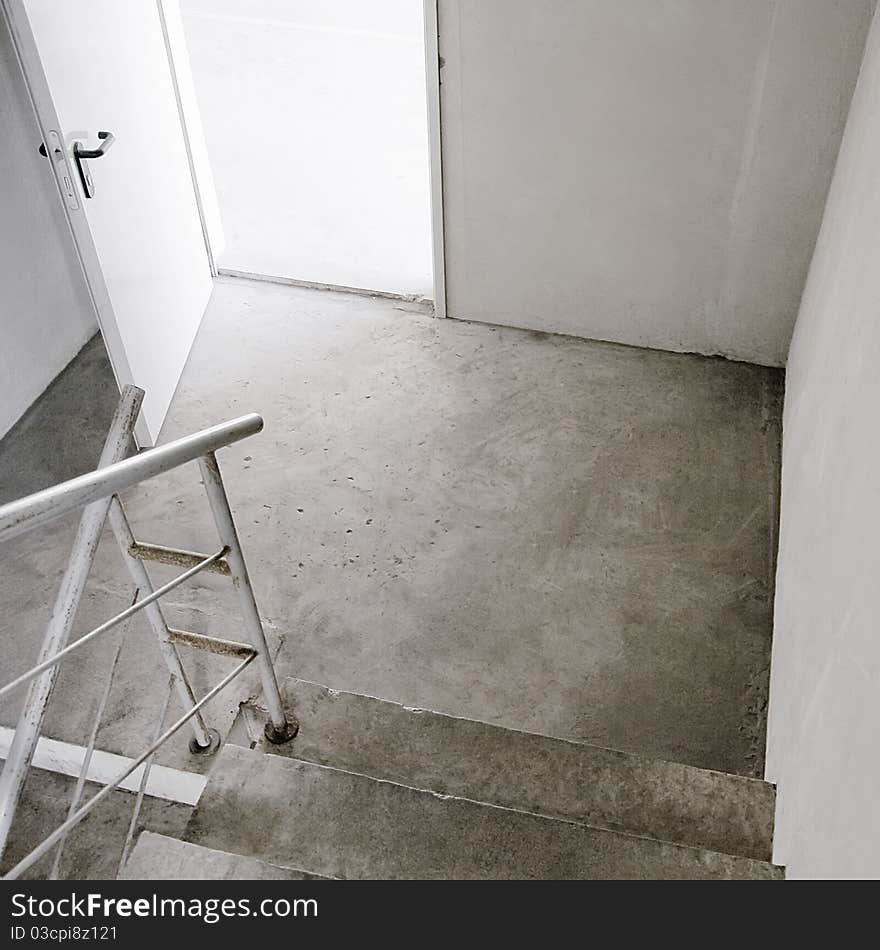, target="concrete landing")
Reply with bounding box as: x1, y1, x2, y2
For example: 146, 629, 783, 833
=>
186, 744, 782, 880
121, 832, 328, 881
144, 277, 782, 776
0, 278, 783, 783
234, 677, 775, 861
